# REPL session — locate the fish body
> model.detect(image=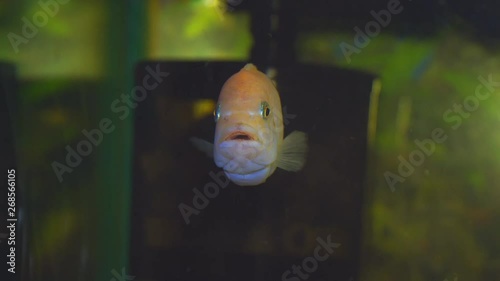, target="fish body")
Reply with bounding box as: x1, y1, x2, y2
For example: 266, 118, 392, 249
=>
191, 63, 308, 186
